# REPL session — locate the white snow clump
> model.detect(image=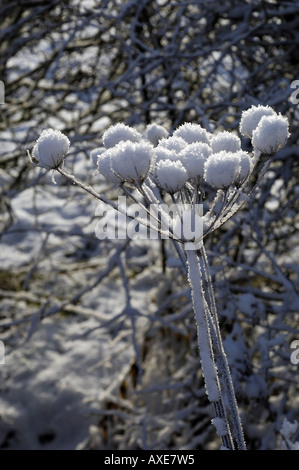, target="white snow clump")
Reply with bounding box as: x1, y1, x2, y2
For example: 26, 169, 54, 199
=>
90, 147, 104, 167
30, 128, 70, 170
179, 142, 211, 179
173, 122, 211, 144
109, 140, 154, 184
146, 123, 168, 146
204, 151, 241, 189
102, 123, 142, 149
158, 135, 187, 153
154, 146, 179, 164
252, 113, 290, 155
97, 149, 120, 184
239, 105, 276, 138
156, 159, 188, 194
210, 131, 241, 153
